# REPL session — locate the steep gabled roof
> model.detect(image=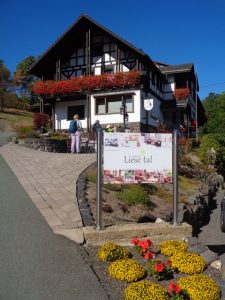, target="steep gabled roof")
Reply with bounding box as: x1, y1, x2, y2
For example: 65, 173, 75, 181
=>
159, 63, 194, 74
29, 14, 155, 76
